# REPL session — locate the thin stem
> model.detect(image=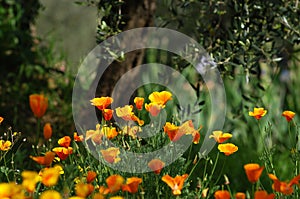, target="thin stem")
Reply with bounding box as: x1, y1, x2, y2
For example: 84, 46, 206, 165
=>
36, 118, 41, 146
